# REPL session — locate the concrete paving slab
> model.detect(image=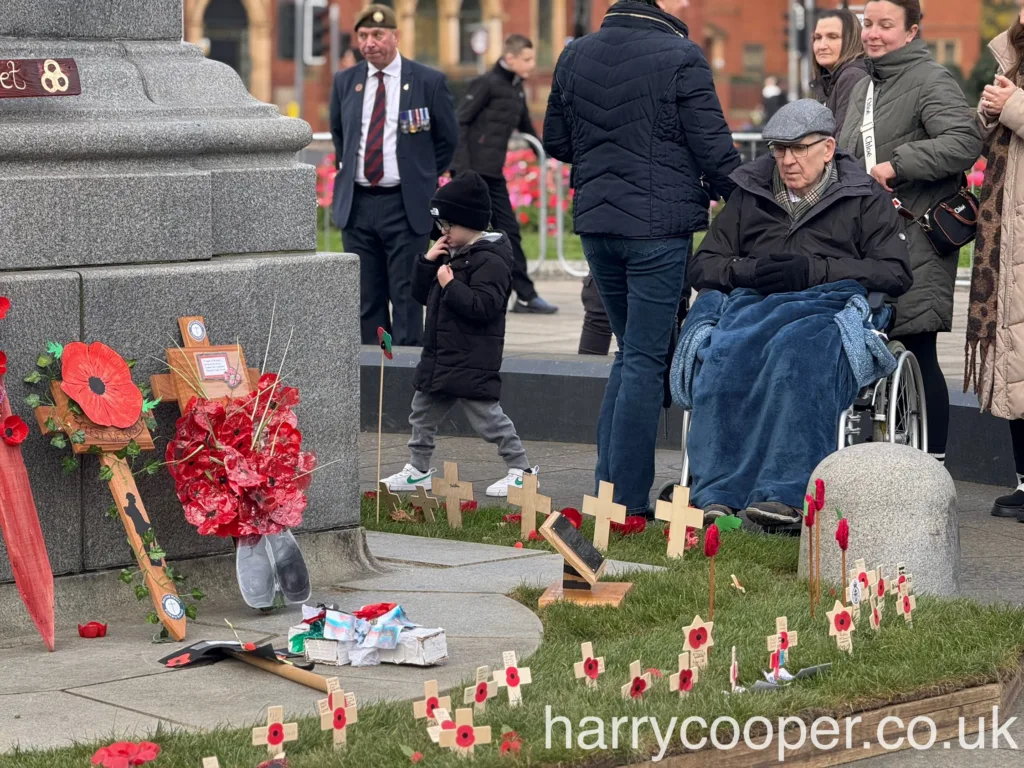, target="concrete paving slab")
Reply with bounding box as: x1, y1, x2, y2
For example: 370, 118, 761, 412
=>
365, 531, 548, 567
0, 691, 169, 752
0, 622, 269, 695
